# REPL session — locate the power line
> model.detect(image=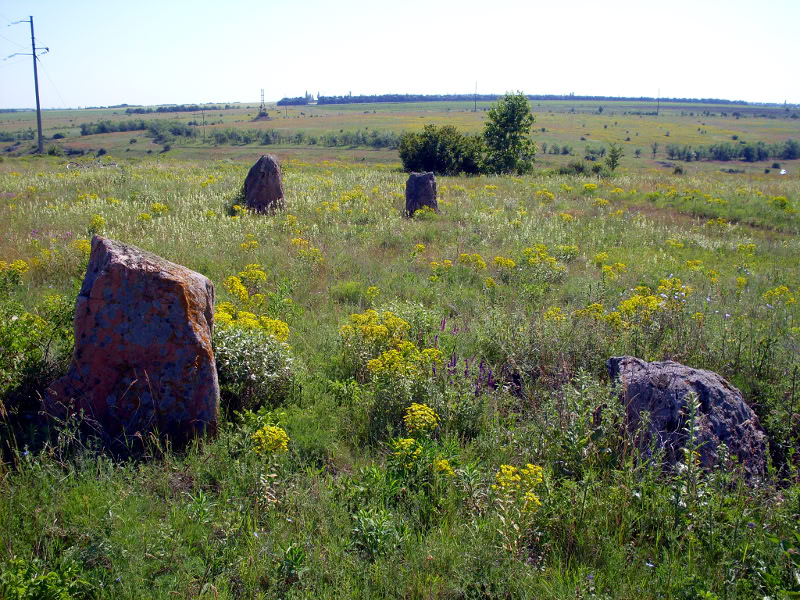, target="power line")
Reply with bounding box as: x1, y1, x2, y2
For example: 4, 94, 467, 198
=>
0, 56, 26, 70
38, 59, 68, 108
0, 31, 26, 48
